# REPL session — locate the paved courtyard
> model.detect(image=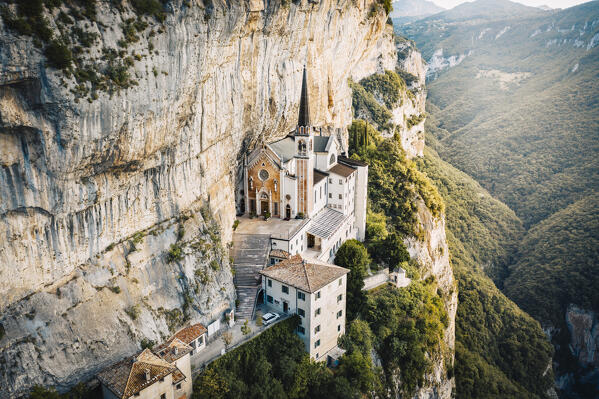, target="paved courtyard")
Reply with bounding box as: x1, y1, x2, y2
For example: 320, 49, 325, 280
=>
235, 215, 308, 240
